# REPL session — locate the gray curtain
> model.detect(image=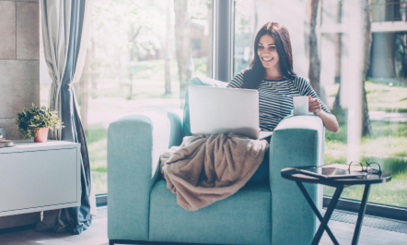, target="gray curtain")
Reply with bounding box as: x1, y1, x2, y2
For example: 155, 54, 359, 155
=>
36, 0, 93, 235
